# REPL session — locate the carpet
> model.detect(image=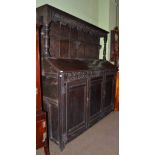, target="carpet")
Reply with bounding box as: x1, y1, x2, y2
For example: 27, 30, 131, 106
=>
37, 112, 119, 155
